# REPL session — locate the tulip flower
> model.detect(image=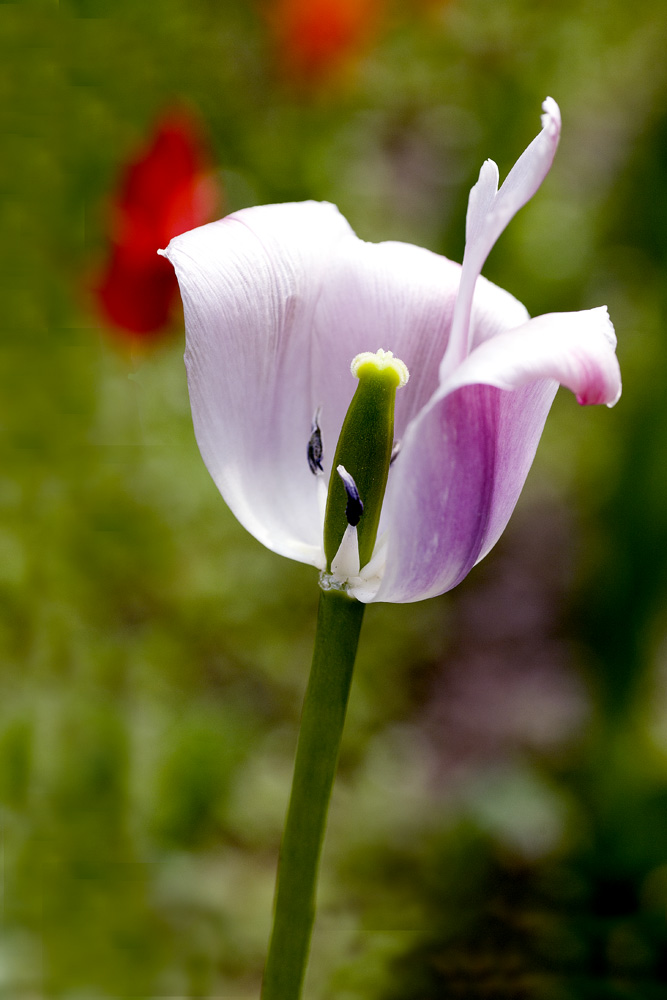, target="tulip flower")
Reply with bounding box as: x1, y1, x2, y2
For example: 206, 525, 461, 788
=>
97, 110, 217, 339
161, 97, 620, 604
161, 99, 621, 1000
